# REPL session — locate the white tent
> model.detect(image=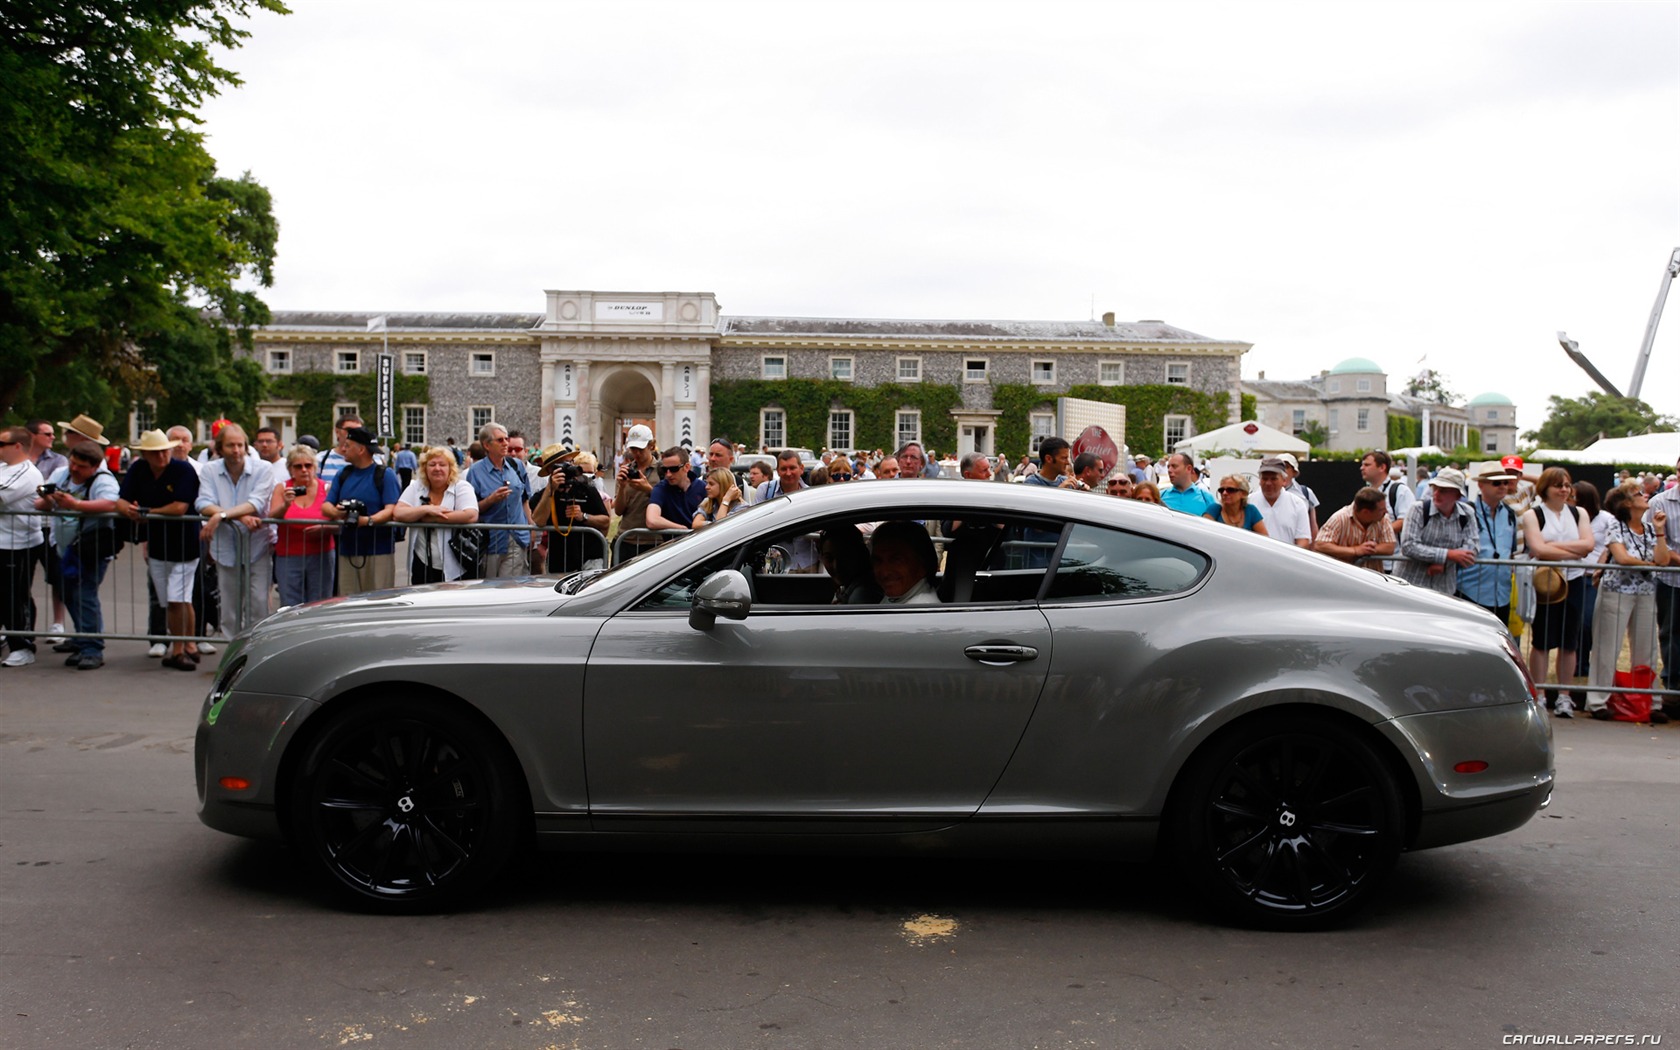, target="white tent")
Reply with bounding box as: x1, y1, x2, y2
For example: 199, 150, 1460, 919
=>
1175, 421, 1309, 457
1532, 433, 1680, 467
